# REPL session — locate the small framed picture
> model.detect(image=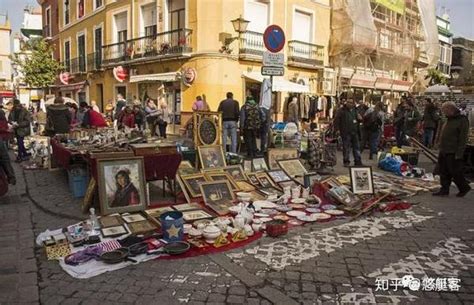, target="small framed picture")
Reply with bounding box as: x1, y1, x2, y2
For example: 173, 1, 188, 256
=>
145, 206, 174, 218
252, 158, 269, 171
99, 215, 123, 228
127, 220, 158, 235
199, 181, 235, 215
243, 160, 252, 172
172, 203, 202, 211
277, 158, 307, 178
101, 225, 128, 238
176, 175, 192, 203
235, 180, 256, 192
246, 172, 261, 186
122, 213, 147, 223
198, 145, 227, 169
256, 172, 277, 188
268, 148, 298, 170
180, 173, 209, 198
304, 173, 322, 189
205, 172, 240, 191
349, 166, 374, 194
267, 170, 292, 183
222, 165, 246, 181
182, 209, 214, 222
